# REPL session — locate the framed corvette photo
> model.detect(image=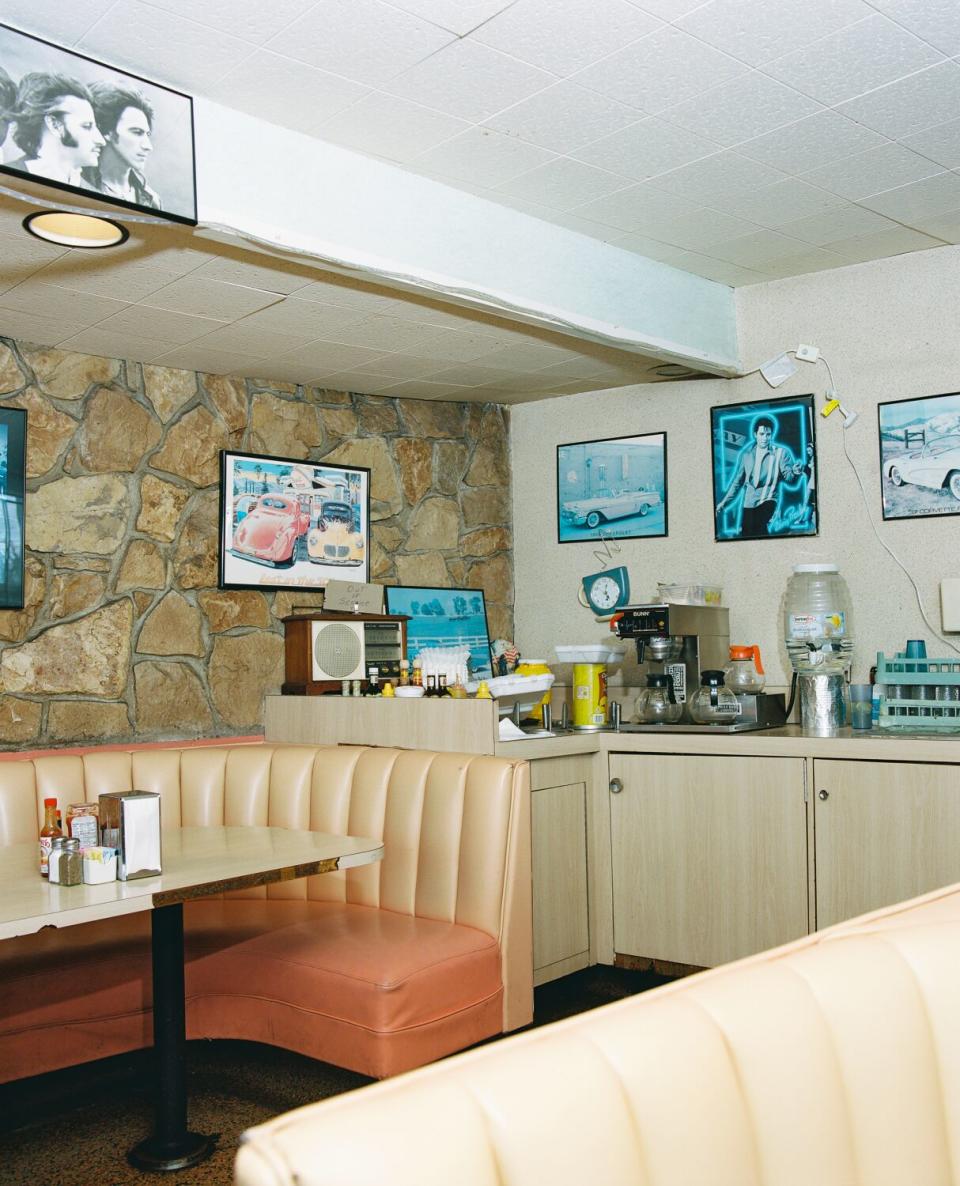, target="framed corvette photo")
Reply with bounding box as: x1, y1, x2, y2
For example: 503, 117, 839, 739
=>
878, 391, 960, 521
